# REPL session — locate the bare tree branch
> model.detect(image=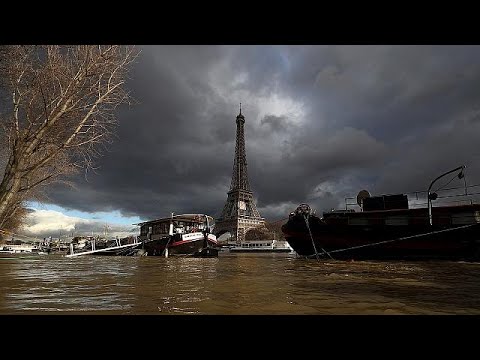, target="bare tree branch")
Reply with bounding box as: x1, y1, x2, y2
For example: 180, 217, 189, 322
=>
0, 45, 140, 229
